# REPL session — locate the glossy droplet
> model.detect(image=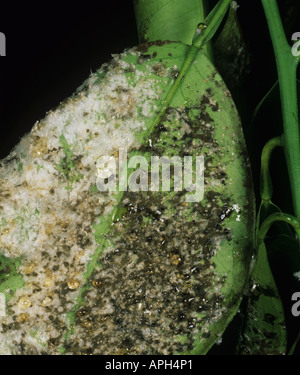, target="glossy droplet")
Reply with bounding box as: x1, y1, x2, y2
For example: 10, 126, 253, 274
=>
81, 319, 93, 329
197, 22, 207, 31
76, 308, 88, 317
23, 262, 36, 275
178, 312, 186, 320
67, 278, 80, 290
169, 252, 183, 266
18, 313, 29, 323
41, 295, 53, 307
188, 321, 196, 329
184, 281, 192, 288
18, 296, 31, 310
91, 279, 104, 288
44, 276, 53, 288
